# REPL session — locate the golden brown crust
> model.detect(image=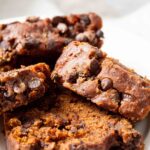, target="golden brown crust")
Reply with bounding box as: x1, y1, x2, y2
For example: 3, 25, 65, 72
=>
4, 90, 144, 150
52, 41, 150, 122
